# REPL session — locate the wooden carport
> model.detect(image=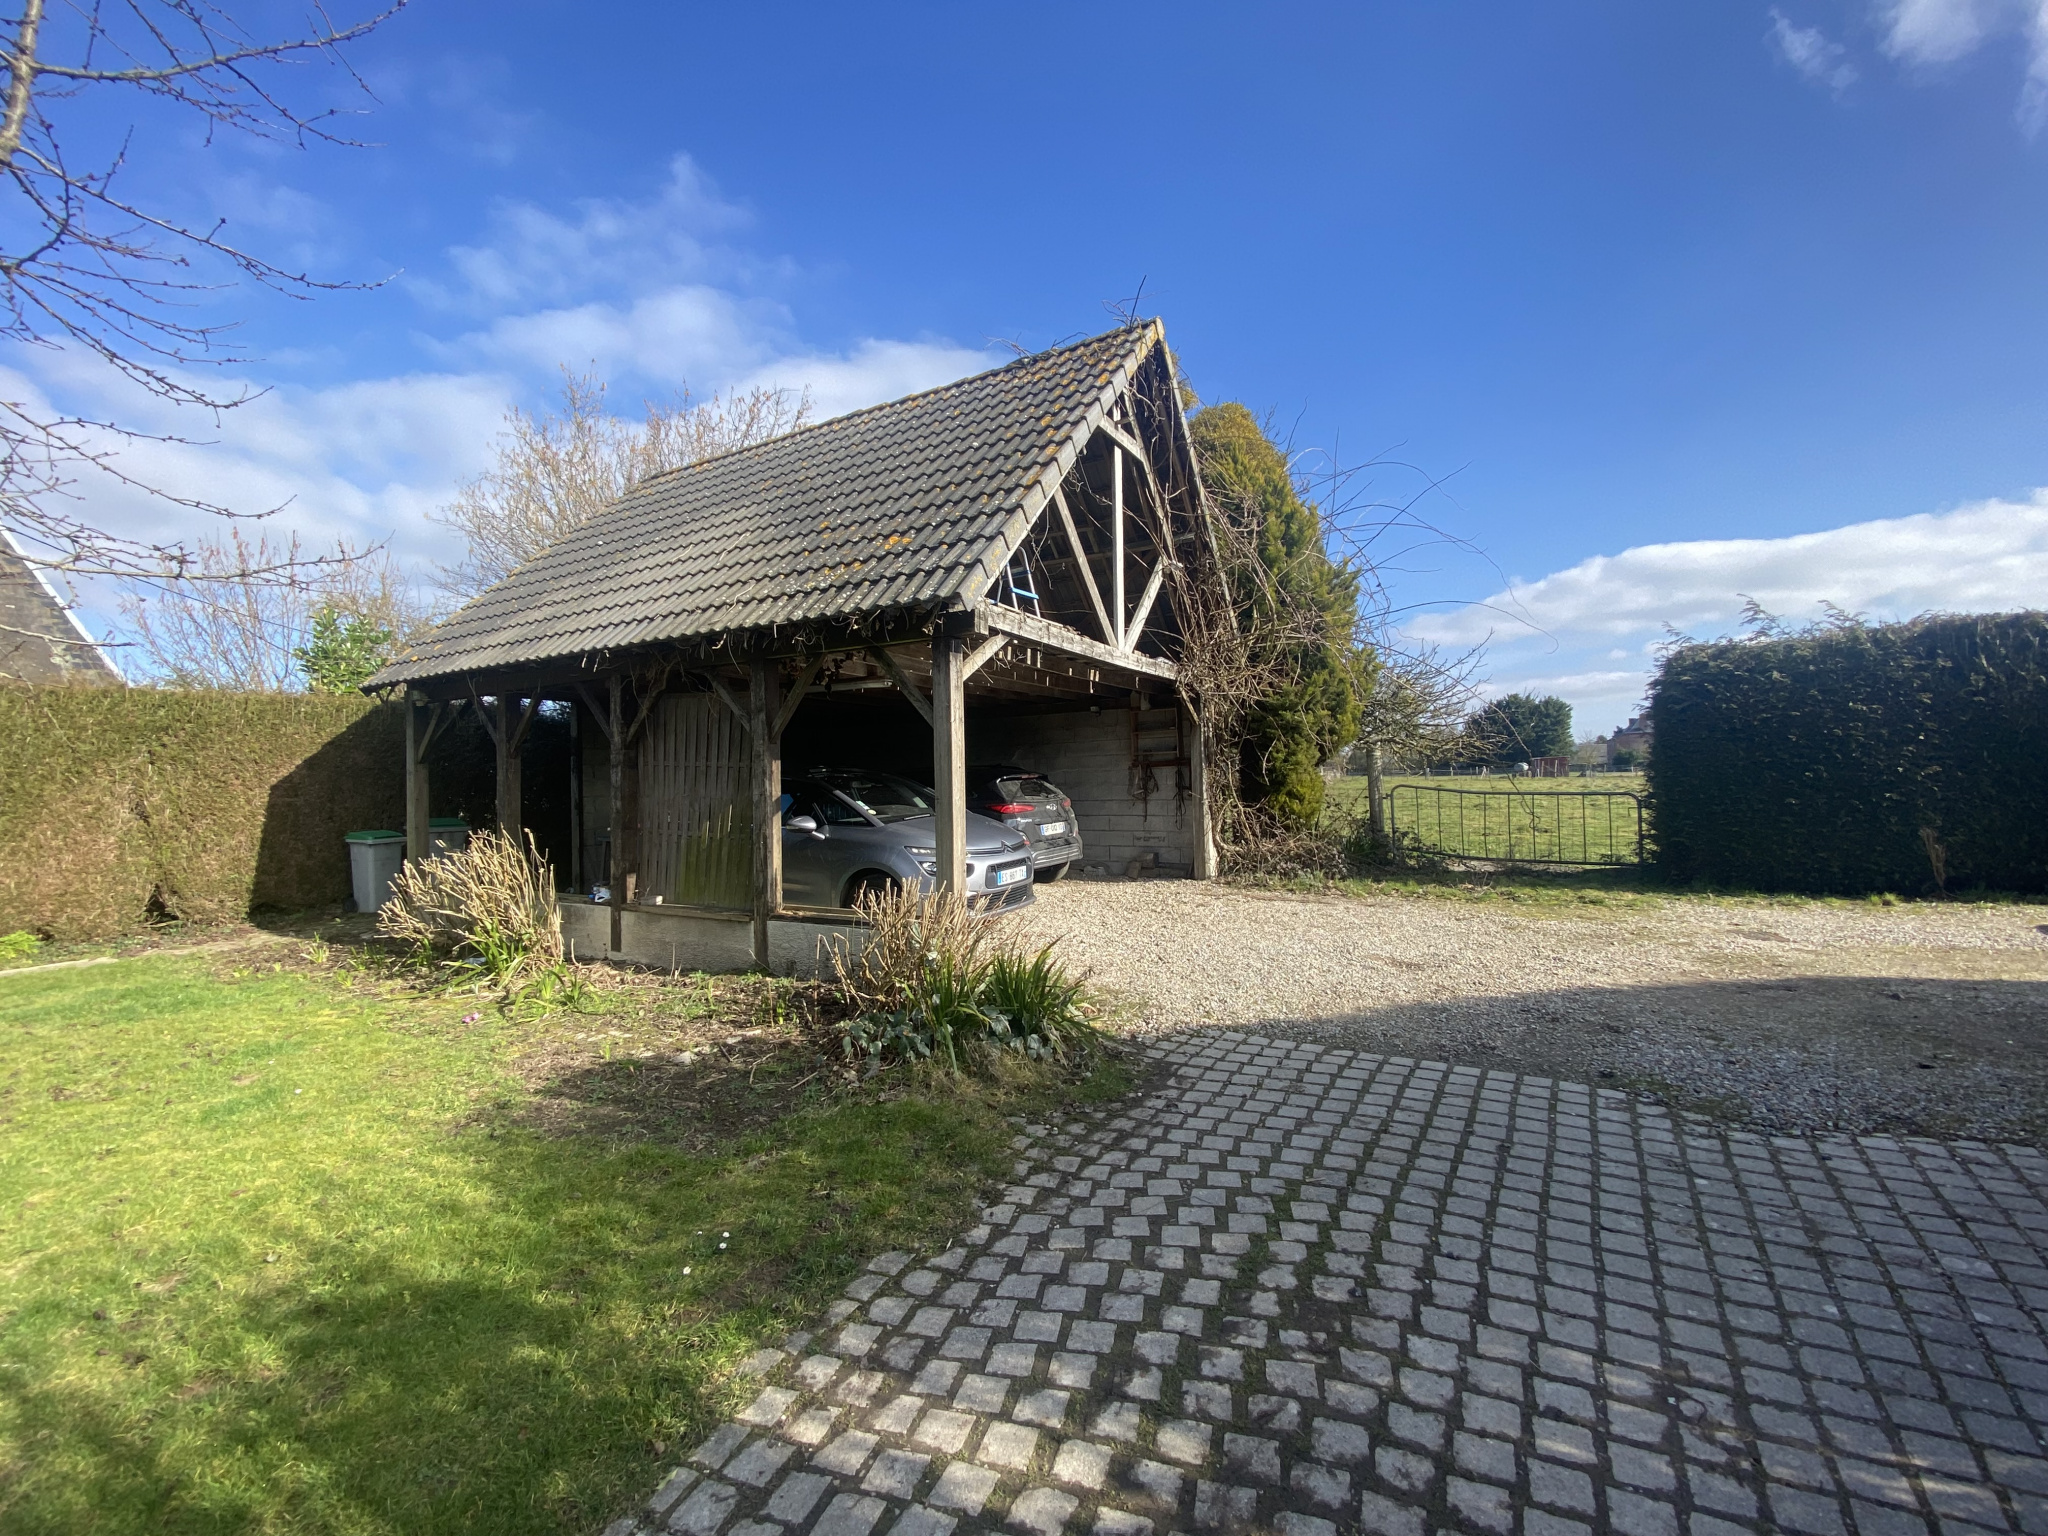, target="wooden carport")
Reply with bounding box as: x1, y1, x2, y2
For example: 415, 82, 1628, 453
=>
366, 321, 1219, 972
